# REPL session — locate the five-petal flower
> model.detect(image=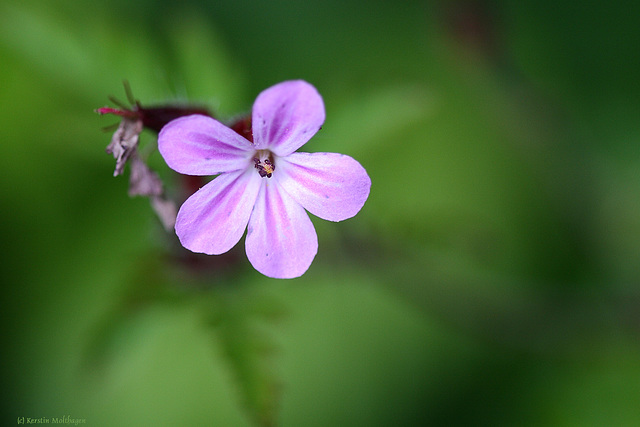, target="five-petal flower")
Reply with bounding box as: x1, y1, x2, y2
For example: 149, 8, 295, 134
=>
158, 80, 371, 278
